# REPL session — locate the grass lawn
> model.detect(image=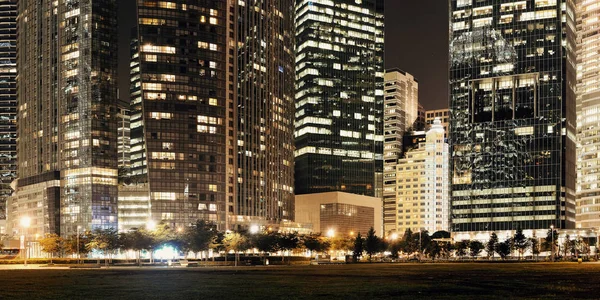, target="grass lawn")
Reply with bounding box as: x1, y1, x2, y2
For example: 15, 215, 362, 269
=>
1, 263, 599, 299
